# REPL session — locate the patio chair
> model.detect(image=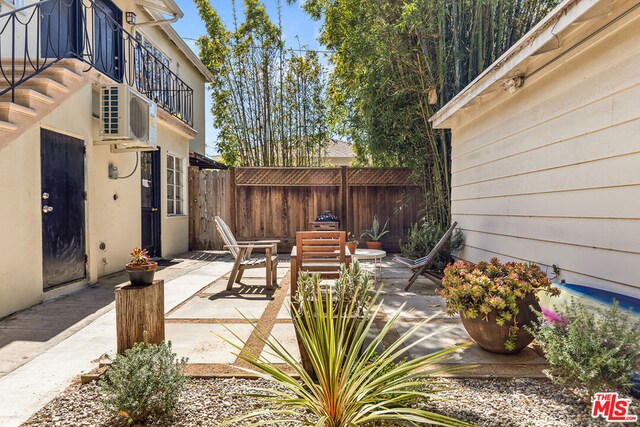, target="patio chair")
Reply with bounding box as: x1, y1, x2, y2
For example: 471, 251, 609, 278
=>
290, 231, 351, 296
214, 216, 279, 291
394, 221, 458, 291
